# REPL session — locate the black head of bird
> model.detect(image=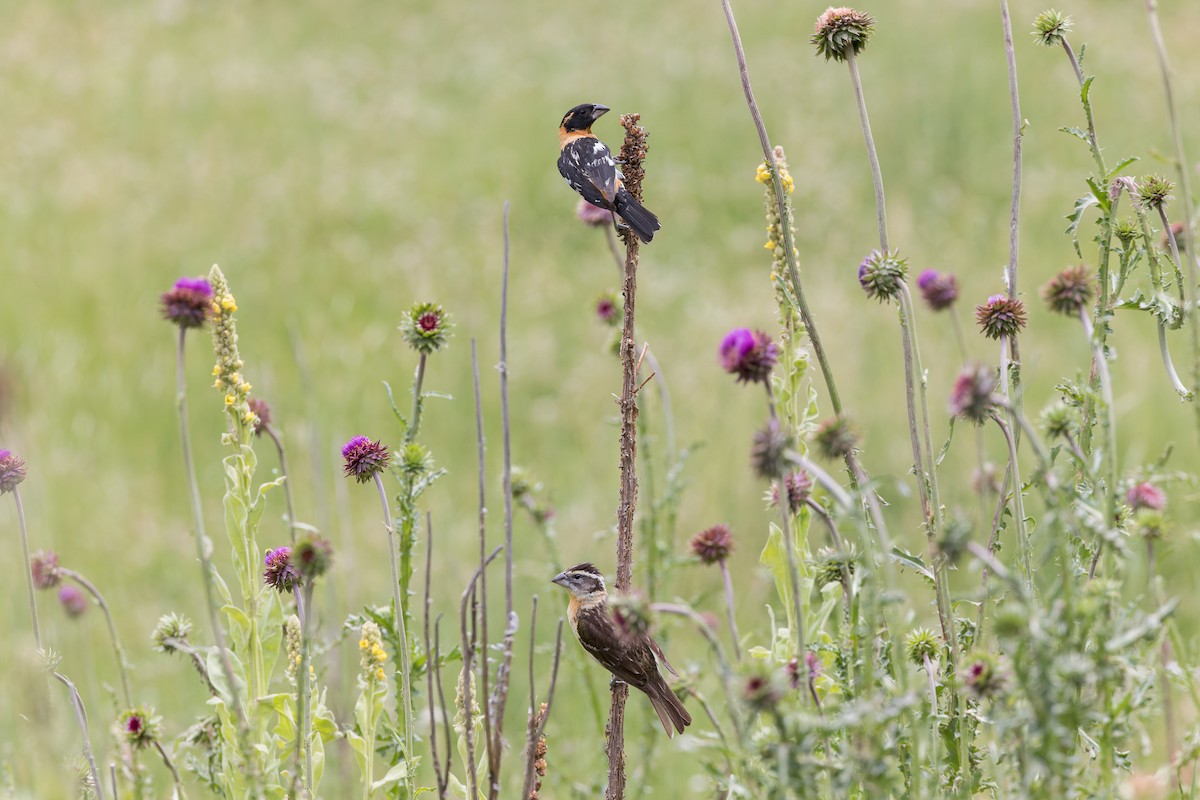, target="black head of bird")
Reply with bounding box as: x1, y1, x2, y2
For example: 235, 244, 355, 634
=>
560, 103, 610, 133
